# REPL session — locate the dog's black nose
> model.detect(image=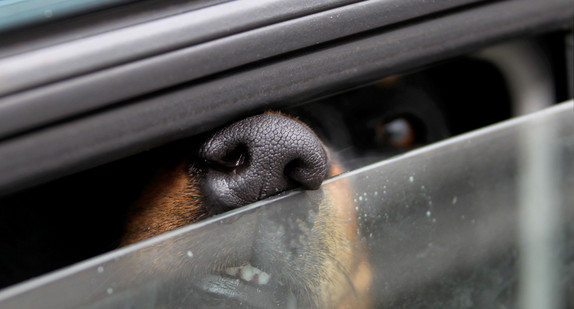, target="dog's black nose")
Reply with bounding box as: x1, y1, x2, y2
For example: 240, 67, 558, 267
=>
199, 113, 328, 209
